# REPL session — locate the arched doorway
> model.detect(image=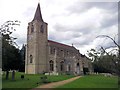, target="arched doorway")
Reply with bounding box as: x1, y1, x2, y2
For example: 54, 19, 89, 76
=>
76, 63, 80, 74
67, 64, 71, 72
